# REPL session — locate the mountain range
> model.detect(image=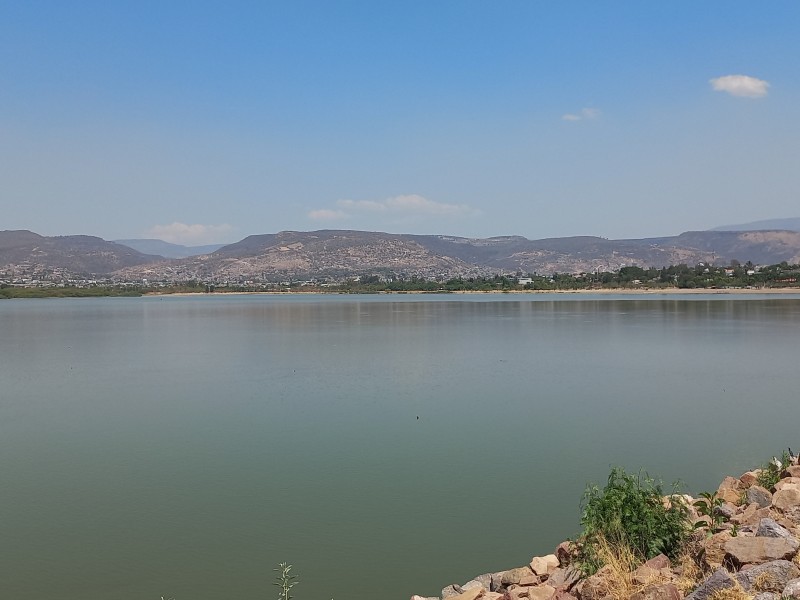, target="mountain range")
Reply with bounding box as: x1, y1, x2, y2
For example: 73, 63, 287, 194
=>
3, 222, 800, 283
